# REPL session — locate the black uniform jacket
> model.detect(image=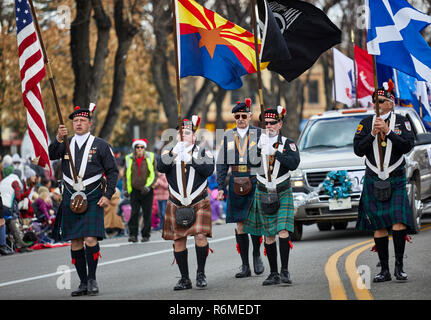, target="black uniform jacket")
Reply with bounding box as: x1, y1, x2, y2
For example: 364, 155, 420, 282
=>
49, 135, 119, 200
256, 134, 300, 181
353, 112, 415, 177
216, 125, 262, 191
157, 144, 214, 197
